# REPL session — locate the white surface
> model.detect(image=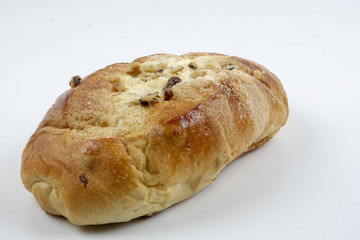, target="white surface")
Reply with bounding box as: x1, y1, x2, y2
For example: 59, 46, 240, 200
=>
1, 0, 359, 239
